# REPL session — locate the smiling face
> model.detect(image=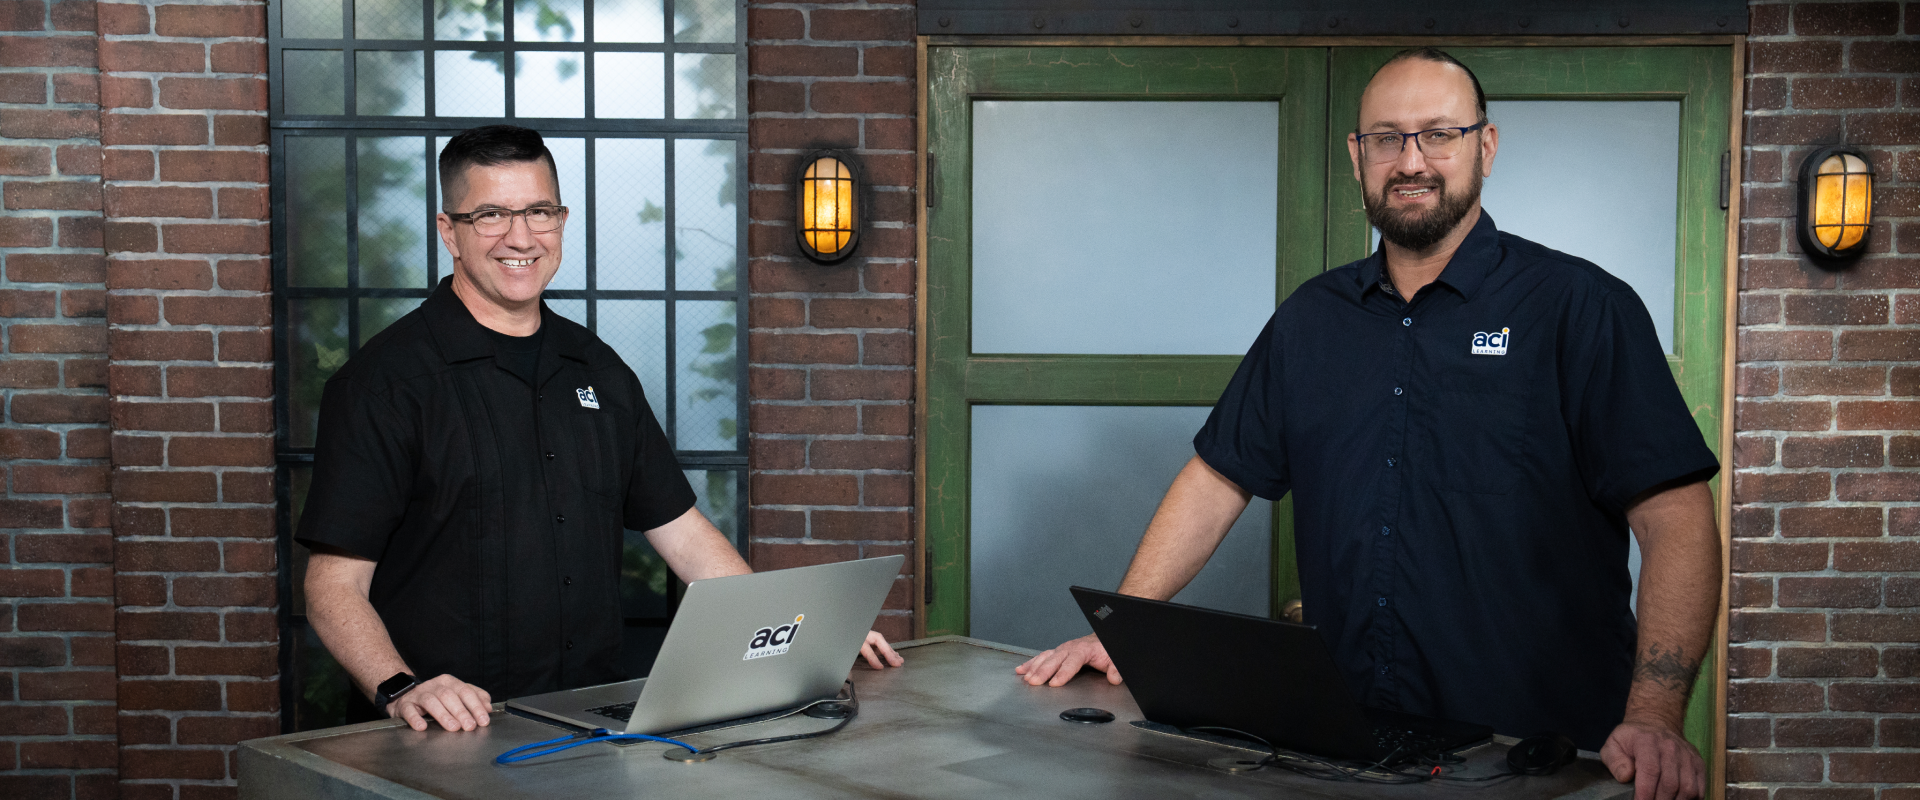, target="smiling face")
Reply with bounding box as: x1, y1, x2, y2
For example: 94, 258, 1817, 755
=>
1347, 57, 1498, 253
435, 159, 564, 328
